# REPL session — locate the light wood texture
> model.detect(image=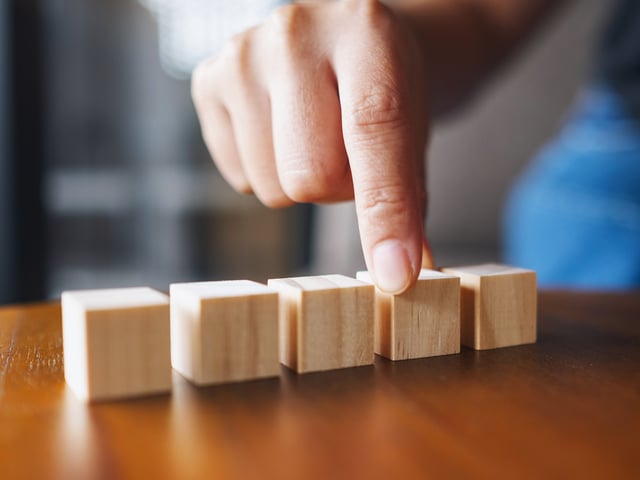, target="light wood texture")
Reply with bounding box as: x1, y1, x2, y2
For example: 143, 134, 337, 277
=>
1, 292, 639, 479
357, 269, 460, 360
441, 264, 537, 350
60, 287, 171, 402
268, 274, 374, 373
170, 280, 279, 385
